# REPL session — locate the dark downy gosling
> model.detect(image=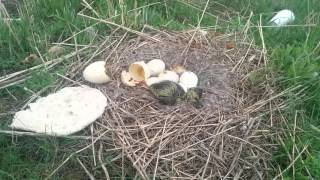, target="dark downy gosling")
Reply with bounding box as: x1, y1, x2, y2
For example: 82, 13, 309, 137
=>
149, 80, 185, 105
149, 81, 203, 108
